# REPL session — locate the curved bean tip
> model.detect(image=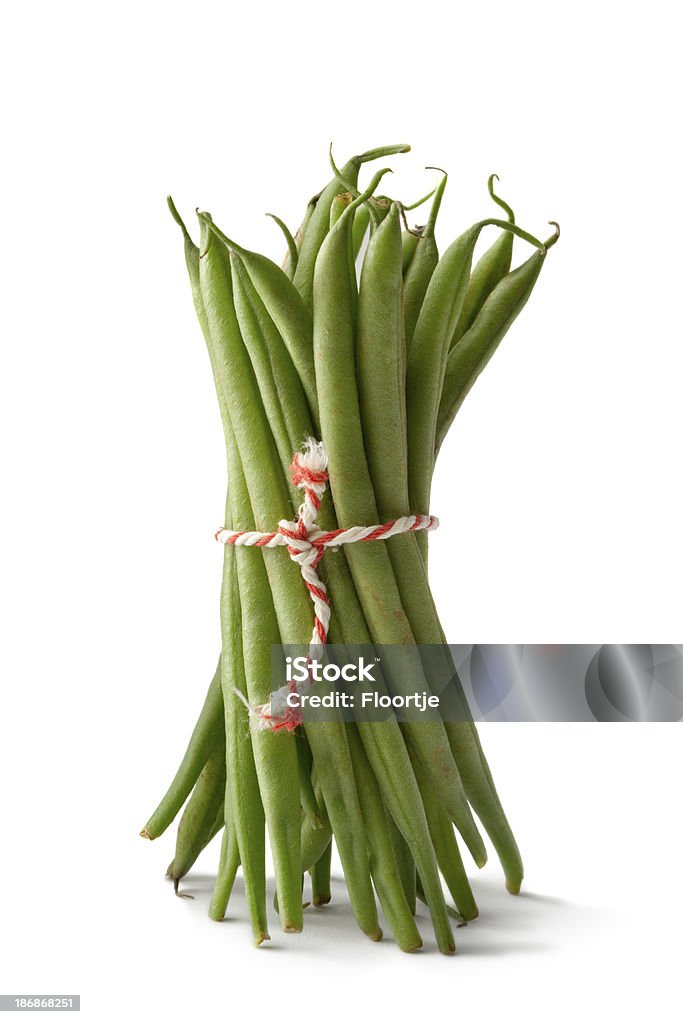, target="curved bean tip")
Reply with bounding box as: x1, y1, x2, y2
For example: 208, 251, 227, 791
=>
167, 196, 194, 243
488, 175, 515, 223
139, 828, 152, 840
544, 220, 561, 248
173, 879, 194, 900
